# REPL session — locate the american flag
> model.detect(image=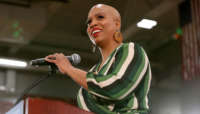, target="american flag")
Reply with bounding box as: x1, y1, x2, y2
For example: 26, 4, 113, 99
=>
182, 0, 200, 80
